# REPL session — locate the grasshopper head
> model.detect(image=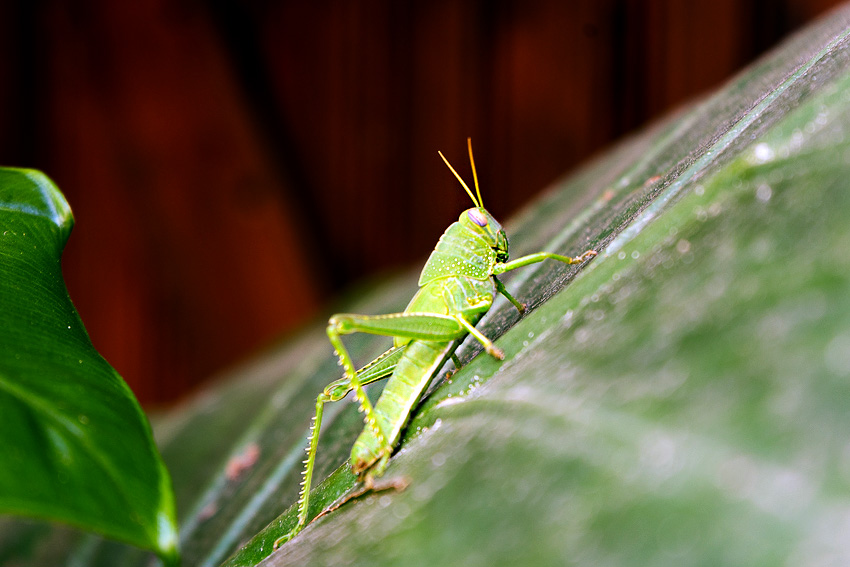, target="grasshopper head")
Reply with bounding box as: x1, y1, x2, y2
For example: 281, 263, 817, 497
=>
461, 207, 509, 263
440, 139, 510, 263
